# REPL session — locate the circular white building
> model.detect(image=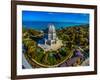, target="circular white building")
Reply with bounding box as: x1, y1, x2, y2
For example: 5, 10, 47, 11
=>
38, 24, 62, 51
45, 24, 57, 45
